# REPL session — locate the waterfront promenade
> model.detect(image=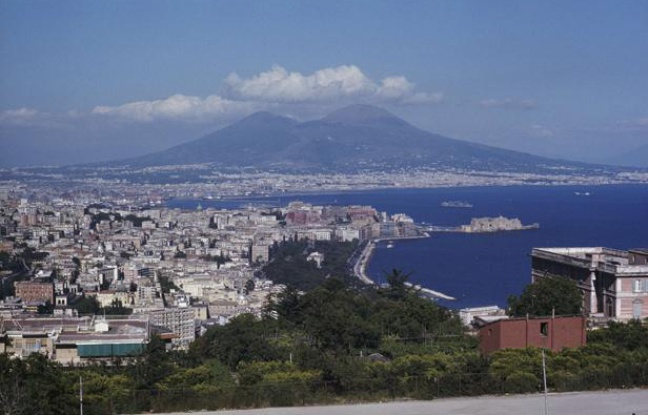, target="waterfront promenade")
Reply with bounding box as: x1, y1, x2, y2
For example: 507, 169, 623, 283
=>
161, 389, 648, 415
351, 240, 376, 284
350, 238, 456, 301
